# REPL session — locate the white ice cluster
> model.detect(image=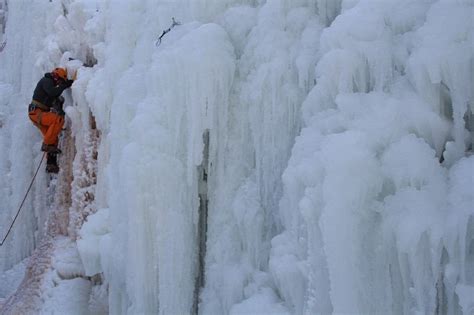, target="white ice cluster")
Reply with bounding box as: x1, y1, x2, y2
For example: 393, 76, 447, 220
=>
0, 0, 472, 314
